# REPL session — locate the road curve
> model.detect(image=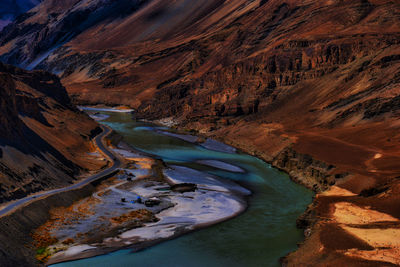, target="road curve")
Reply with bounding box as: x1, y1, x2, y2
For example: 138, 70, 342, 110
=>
0, 125, 121, 217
